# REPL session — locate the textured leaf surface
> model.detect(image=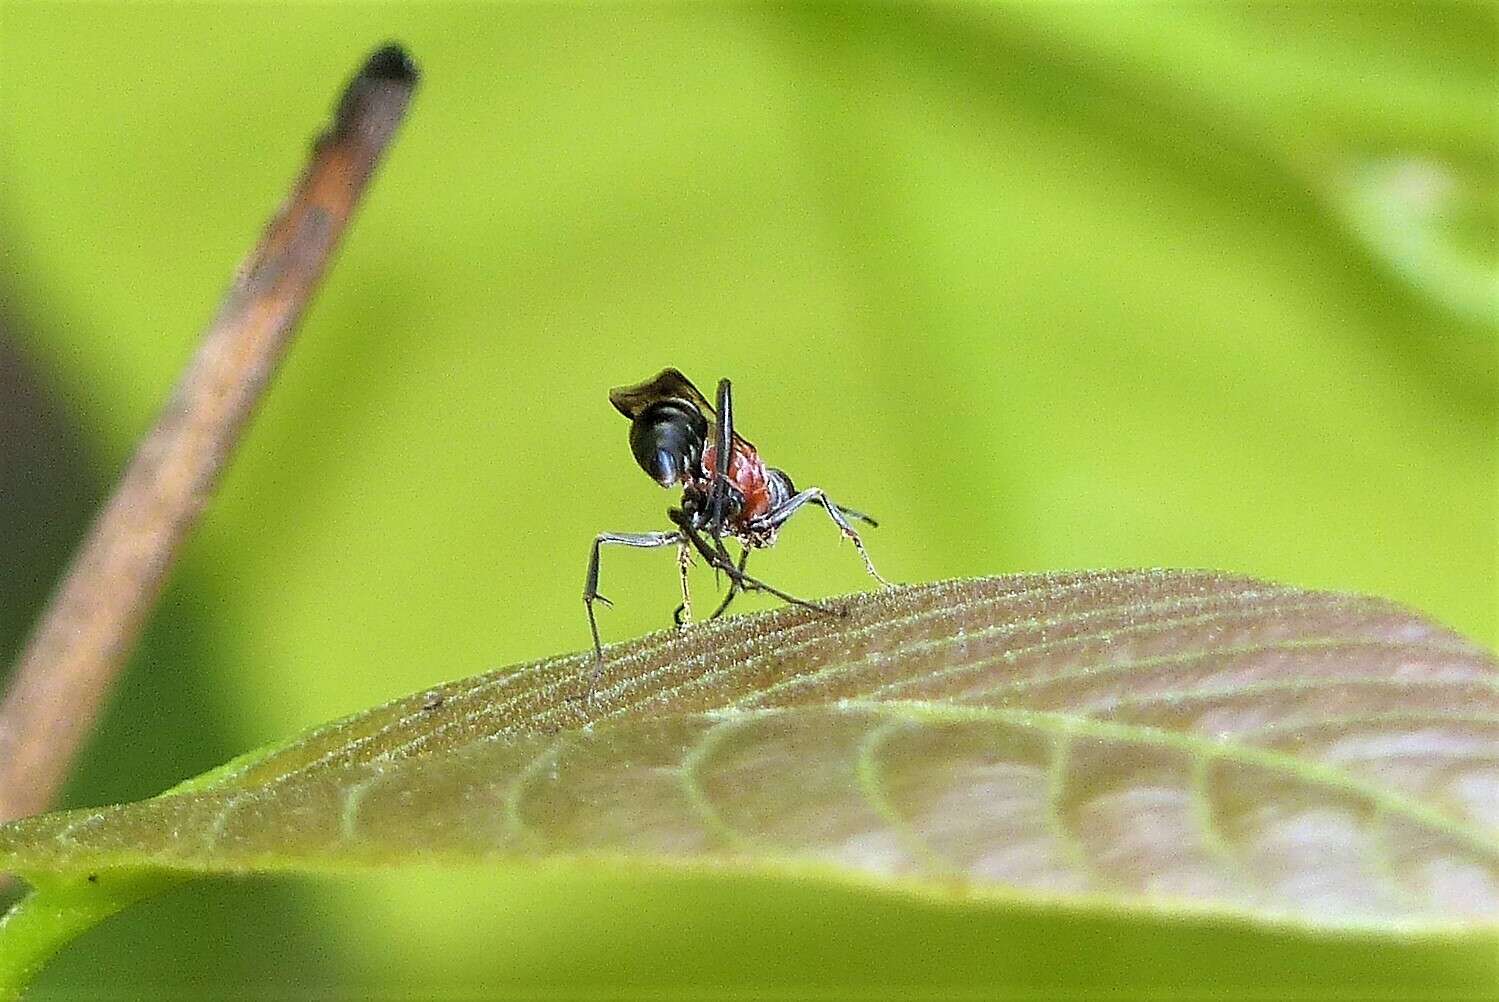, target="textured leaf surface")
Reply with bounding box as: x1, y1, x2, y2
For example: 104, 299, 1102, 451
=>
4, 572, 1496, 930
